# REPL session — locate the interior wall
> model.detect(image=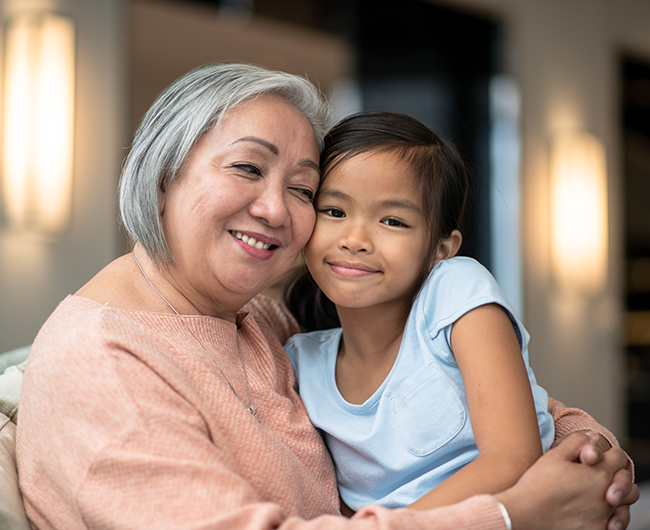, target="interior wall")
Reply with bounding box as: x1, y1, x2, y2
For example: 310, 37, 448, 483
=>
0, 0, 127, 352
130, 0, 352, 136
435, 0, 650, 437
